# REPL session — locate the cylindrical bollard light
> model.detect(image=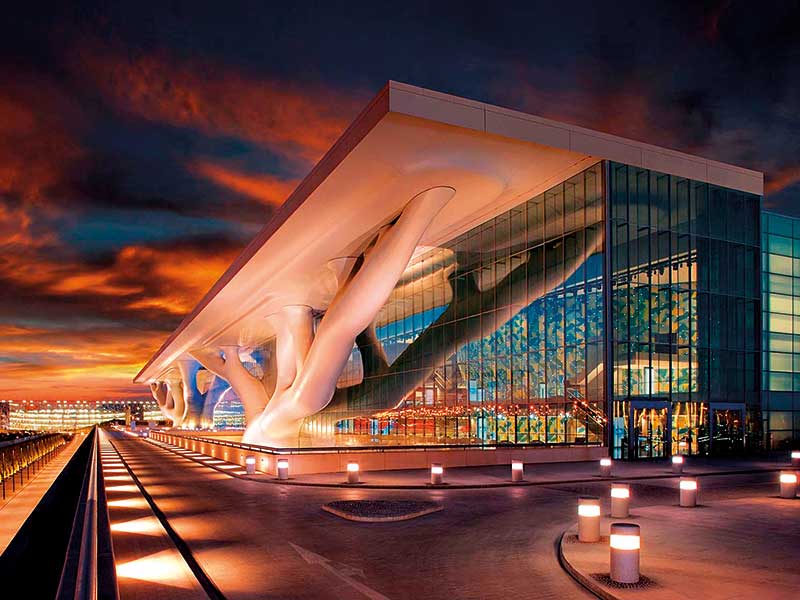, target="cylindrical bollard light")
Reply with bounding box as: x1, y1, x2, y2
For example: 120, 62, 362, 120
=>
610, 483, 630, 518
779, 471, 797, 498
277, 458, 290, 480
511, 460, 524, 482
430, 463, 444, 485
791, 451, 800, 469
245, 455, 256, 475
671, 454, 684, 474
599, 458, 613, 478
346, 462, 360, 484
609, 522, 641, 584
578, 496, 601, 543
679, 477, 697, 507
